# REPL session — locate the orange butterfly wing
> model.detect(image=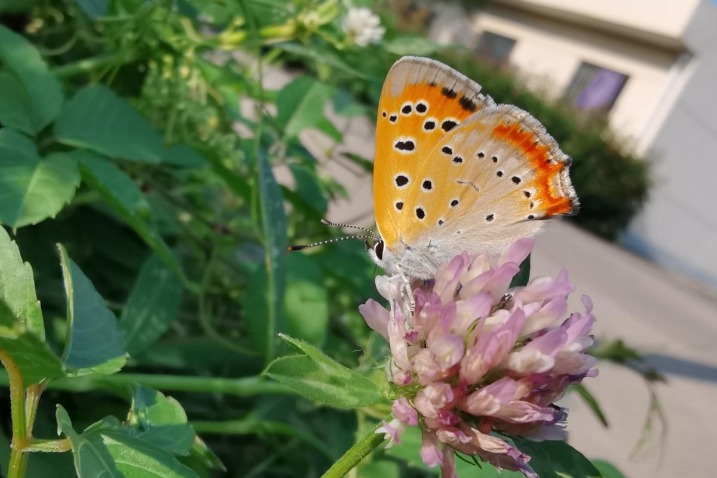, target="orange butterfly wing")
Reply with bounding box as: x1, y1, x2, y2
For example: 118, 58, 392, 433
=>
374, 57, 495, 249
